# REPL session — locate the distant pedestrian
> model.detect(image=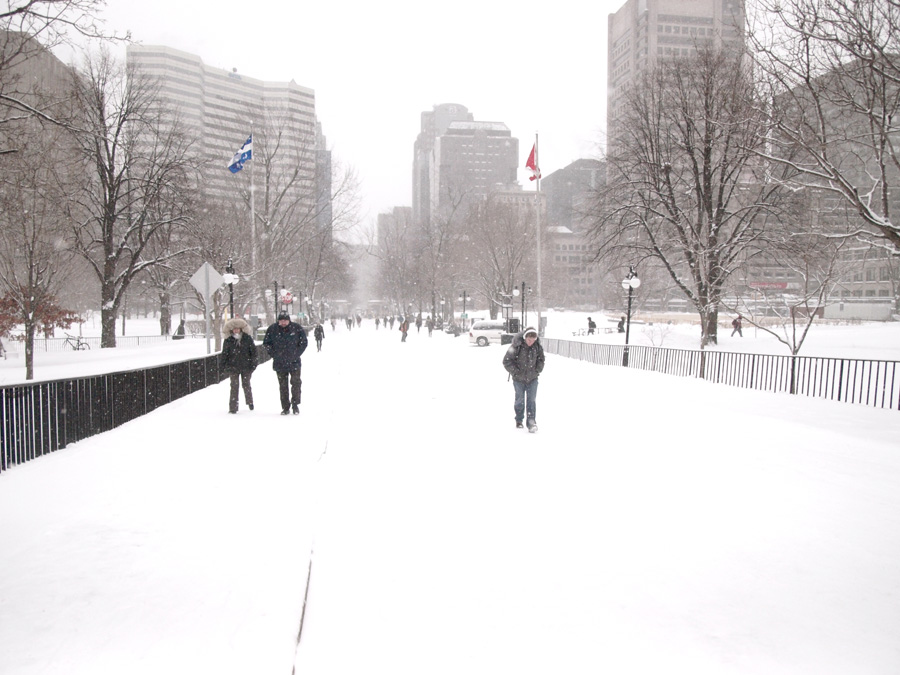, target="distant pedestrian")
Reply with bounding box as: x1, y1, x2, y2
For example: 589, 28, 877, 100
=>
389, 316, 395, 330
399, 316, 409, 342
375, 317, 381, 330
587, 317, 596, 335
173, 319, 186, 340
219, 317, 258, 414
617, 316, 626, 333
426, 316, 434, 337
263, 312, 308, 415
313, 323, 325, 351
502, 326, 544, 433
330, 317, 336, 331
415, 314, 422, 333
731, 315, 743, 337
